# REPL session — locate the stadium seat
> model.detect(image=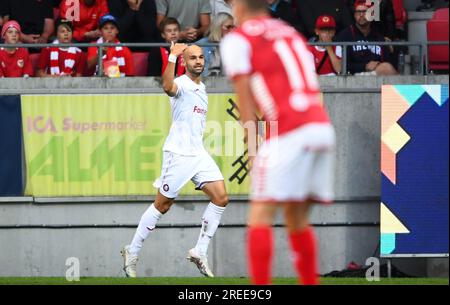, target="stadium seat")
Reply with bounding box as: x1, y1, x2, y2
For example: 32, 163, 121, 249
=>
54, 7, 60, 21
29, 53, 41, 76
132, 52, 149, 76
392, 0, 407, 30
427, 8, 449, 72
